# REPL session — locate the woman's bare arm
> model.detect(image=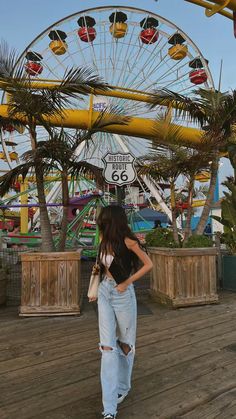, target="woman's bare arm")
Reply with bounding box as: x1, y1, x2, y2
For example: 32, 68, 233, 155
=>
115, 237, 153, 292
